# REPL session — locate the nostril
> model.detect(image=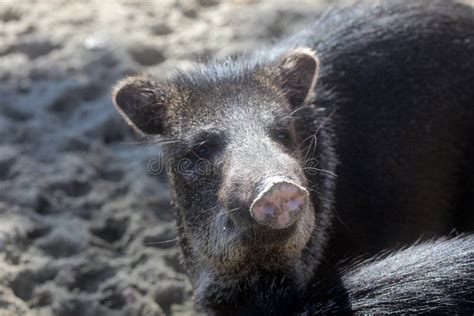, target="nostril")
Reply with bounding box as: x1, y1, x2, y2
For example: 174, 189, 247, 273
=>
250, 176, 309, 229
252, 204, 276, 222
288, 197, 305, 212
260, 205, 276, 216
